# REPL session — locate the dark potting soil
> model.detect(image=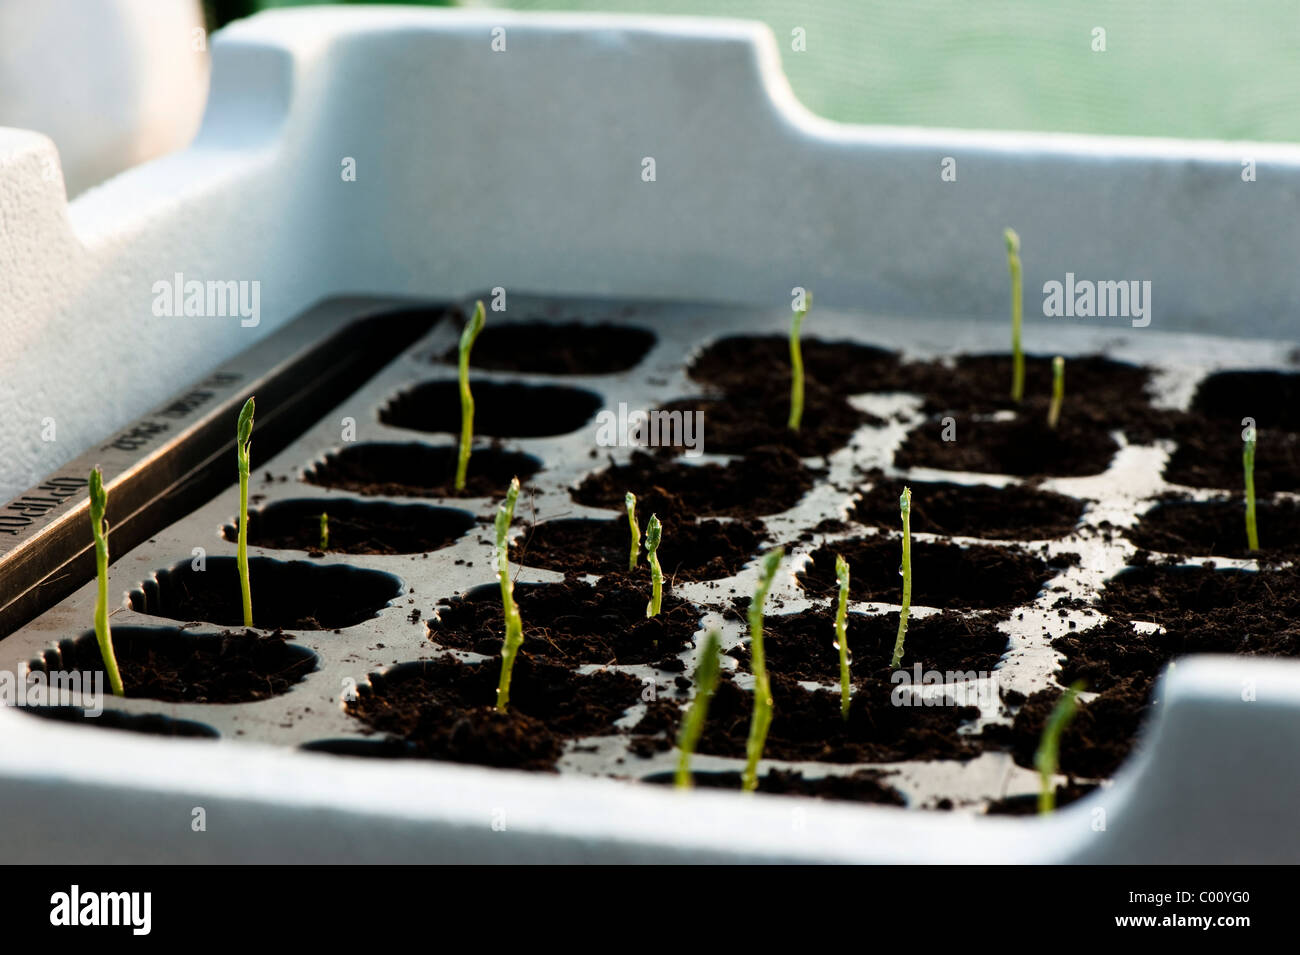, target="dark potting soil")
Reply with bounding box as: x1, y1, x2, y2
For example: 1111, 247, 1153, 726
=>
647, 768, 907, 805
303, 442, 541, 499
688, 335, 904, 395
225, 499, 474, 556
984, 783, 1098, 815
572, 447, 818, 519
1125, 495, 1300, 559
725, 607, 1008, 682
798, 537, 1064, 610
851, 476, 1085, 541
893, 404, 1122, 477
57, 628, 315, 704
983, 679, 1150, 779
346, 654, 641, 770
440, 321, 657, 375
1188, 369, 1300, 432
658, 379, 877, 458
380, 380, 604, 438
426, 572, 701, 667
692, 673, 982, 763
1162, 417, 1300, 493
1096, 557, 1300, 631
510, 514, 764, 582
